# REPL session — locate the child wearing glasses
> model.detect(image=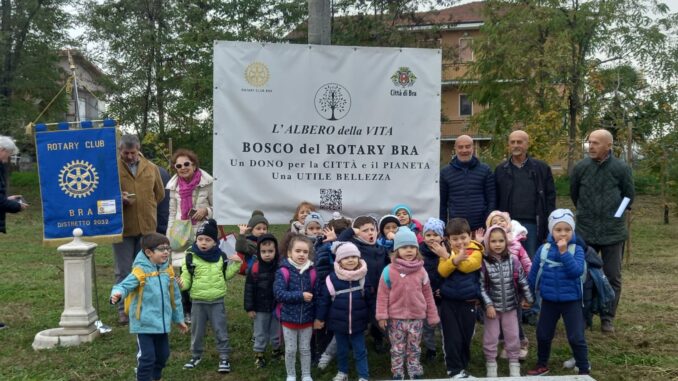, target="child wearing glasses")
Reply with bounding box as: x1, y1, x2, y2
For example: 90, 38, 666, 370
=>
176, 219, 242, 373
110, 233, 188, 381
527, 209, 590, 376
